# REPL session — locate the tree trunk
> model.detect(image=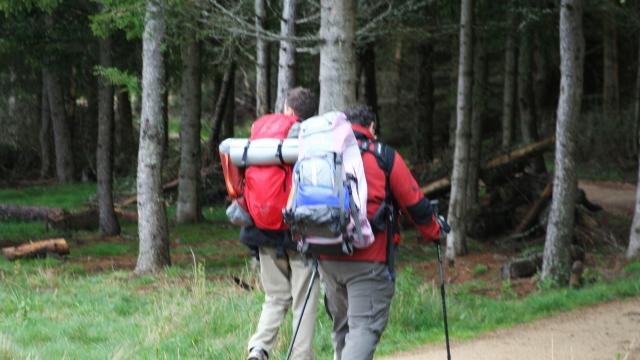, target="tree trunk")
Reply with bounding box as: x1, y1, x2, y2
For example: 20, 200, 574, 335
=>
162, 69, 169, 158
446, 0, 474, 260
209, 60, 236, 152
274, 0, 296, 113
542, 0, 584, 285
468, 28, 487, 210
136, 0, 171, 273
115, 90, 136, 173
319, 0, 357, 114
177, 38, 202, 224
44, 69, 75, 183
629, 35, 640, 259
255, 0, 270, 117
635, 35, 640, 156
629, 153, 640, 259
501, 9, 517, 150
449, 35, 458, 149
533, 26, 549, 126
224, 72, 235, 138
518, 25, 546, 173
416, 42, 434, 160
359, 43, 380, 136
97, 37, 121, 236
602, 2, 619, 123
40, 77, 53, 179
